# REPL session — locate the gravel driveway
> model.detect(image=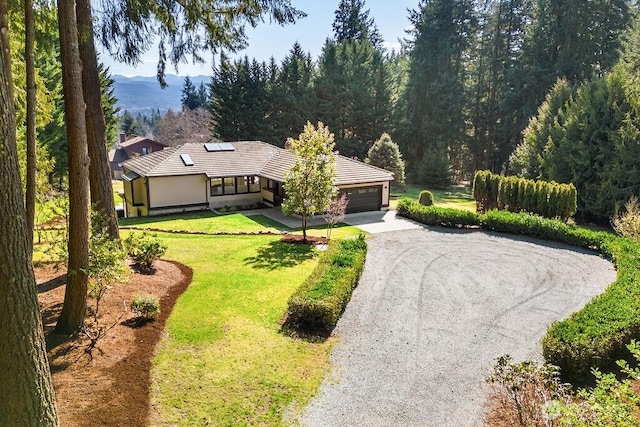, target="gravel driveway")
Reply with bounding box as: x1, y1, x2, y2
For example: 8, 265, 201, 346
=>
300, 227, 616, 427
